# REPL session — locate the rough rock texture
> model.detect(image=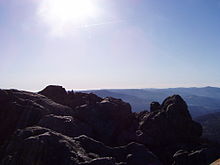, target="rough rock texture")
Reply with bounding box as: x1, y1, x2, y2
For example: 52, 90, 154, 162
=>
38, 114, 93, 138
173, 146, 220, 165
0, 85, 219, 165
0, 126, 161, 165
137, 95, 202, 146
0, 89, 71, 146
72, 97, 136, 146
